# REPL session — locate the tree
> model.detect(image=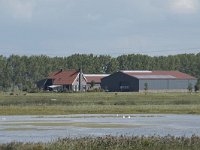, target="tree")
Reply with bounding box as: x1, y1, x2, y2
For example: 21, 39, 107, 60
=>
195, 84, 200, 92
144, 82, 148, 95
105, 58, 119, 73
187, 83, 193, 93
